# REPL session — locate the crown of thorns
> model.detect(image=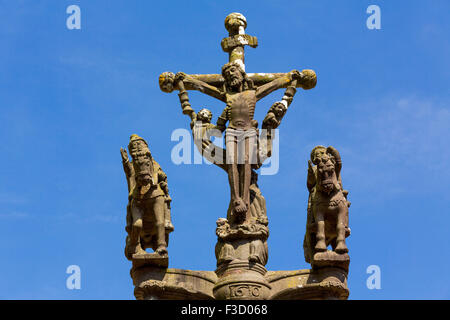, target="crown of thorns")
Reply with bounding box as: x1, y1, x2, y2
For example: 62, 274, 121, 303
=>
221, 61, 245, 77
